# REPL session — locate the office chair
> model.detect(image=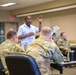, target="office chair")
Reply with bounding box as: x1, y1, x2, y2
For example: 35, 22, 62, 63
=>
5, 53, 41, 75
50, 63, 63, 74
0, 59, 6, 75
